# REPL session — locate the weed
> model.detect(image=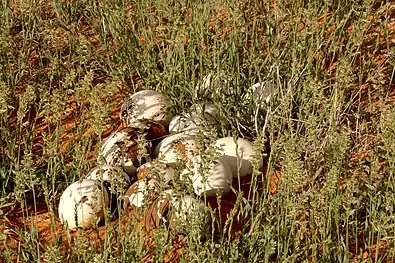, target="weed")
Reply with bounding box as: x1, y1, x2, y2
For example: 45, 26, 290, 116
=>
0, 0, 394, 262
